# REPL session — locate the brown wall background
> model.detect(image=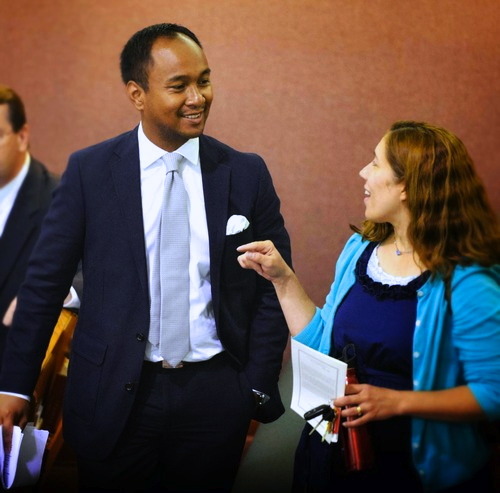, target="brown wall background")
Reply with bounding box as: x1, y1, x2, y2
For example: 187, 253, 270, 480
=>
1, 0, 499, 305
